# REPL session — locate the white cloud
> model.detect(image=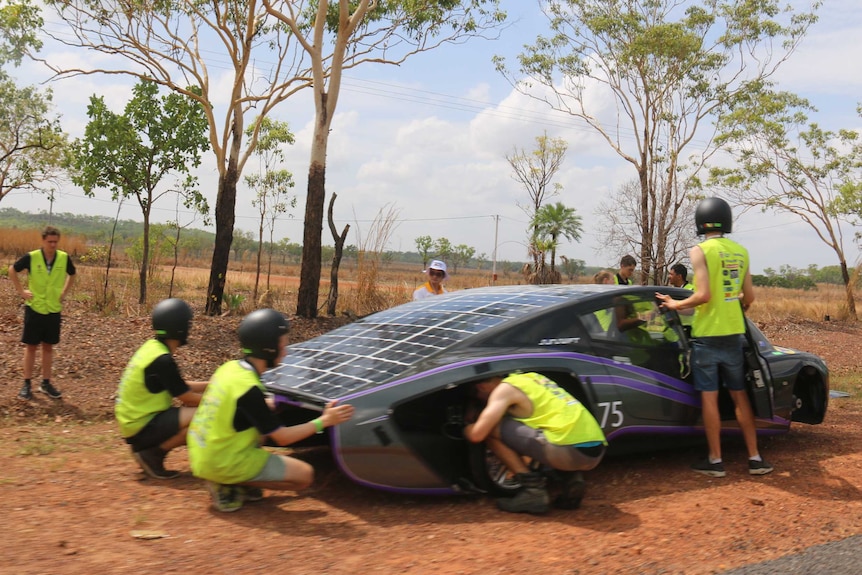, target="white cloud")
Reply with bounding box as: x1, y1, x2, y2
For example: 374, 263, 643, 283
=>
6, 0, 860, 275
